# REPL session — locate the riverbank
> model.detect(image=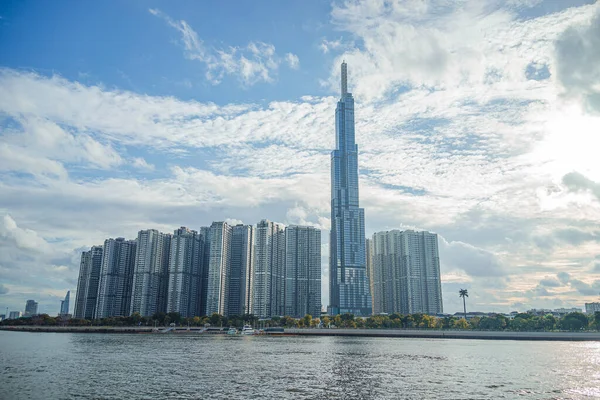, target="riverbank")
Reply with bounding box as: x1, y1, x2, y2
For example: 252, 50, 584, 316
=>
3, 325, 600, 340
287, 328, 600, 341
